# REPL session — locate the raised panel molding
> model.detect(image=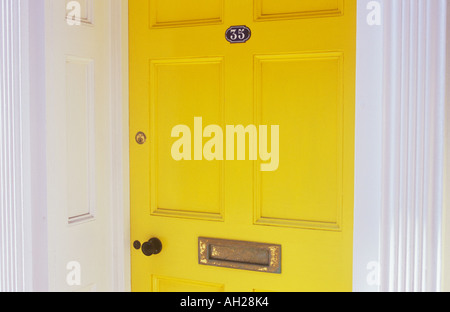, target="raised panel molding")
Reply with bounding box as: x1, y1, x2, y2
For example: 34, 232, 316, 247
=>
149, 0, 223, 28
254, 0, 344, 22
253, 52, 344, 231
65, 56, 96, 225
150, 57, 225, 221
